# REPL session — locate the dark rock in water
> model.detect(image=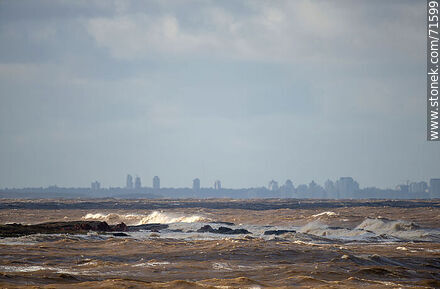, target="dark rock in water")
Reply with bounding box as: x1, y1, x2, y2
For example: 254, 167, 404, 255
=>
217, 226, 235, 234
170, 229, 183, 232
128, 223, 169, 232
57, 273, 79, 280
112, 222, 128, 231
197, 225, 216, 233
197, 225, 251, 235
227, 228, 251, 234
112, 232, 129, 237
210, 221, 235, 226
328, 226, 344, 230
0, 221, 127, 237
264, 230, 296, 235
